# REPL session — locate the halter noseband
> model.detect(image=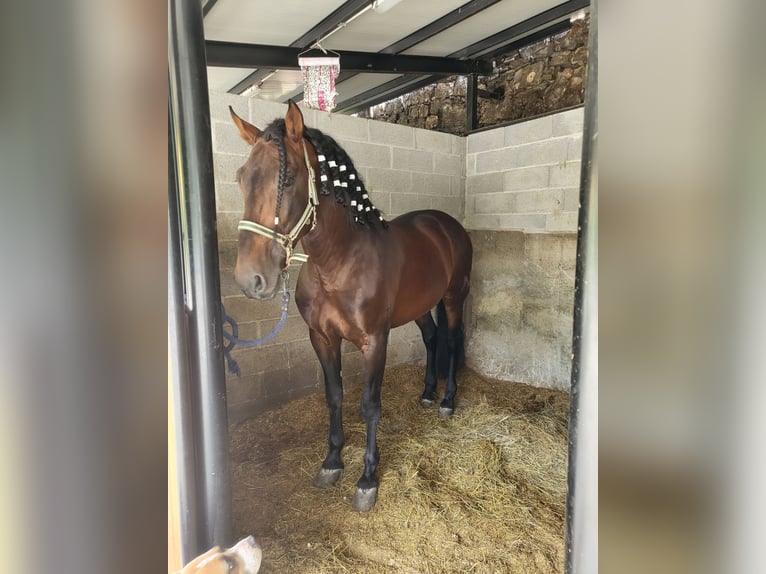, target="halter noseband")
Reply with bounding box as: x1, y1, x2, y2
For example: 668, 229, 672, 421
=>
237, 140, 317, 266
